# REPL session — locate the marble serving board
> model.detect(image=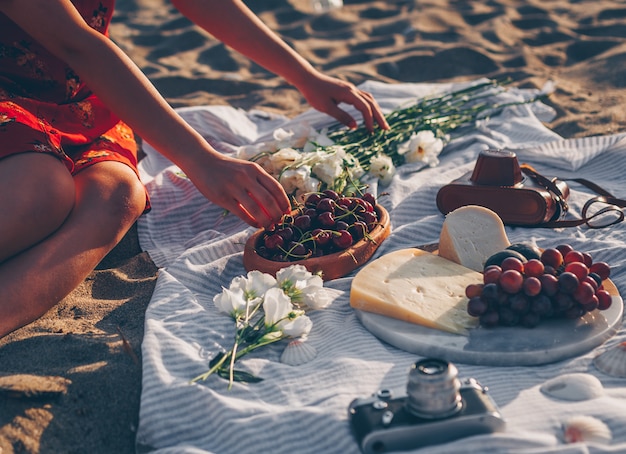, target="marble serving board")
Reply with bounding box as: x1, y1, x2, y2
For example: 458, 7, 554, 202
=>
355, 280, 623, 367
